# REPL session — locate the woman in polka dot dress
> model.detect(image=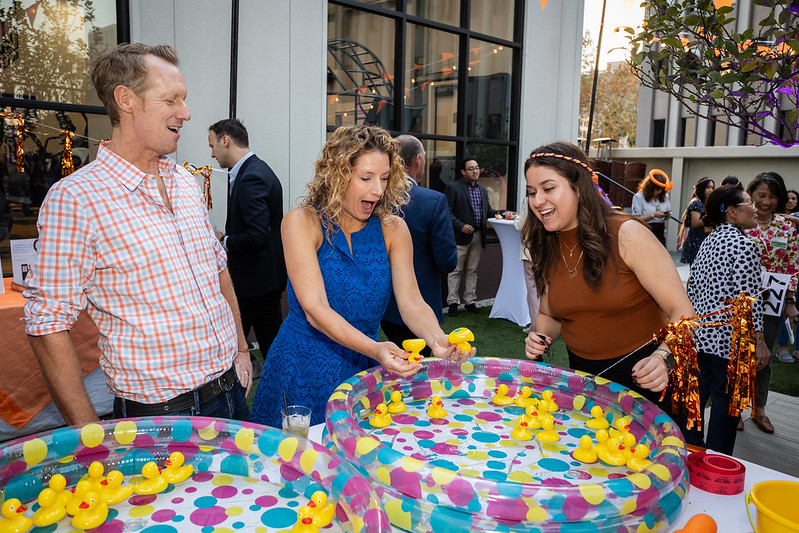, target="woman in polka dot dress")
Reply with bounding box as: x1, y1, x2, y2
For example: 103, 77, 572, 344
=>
686, 185, 766, 454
